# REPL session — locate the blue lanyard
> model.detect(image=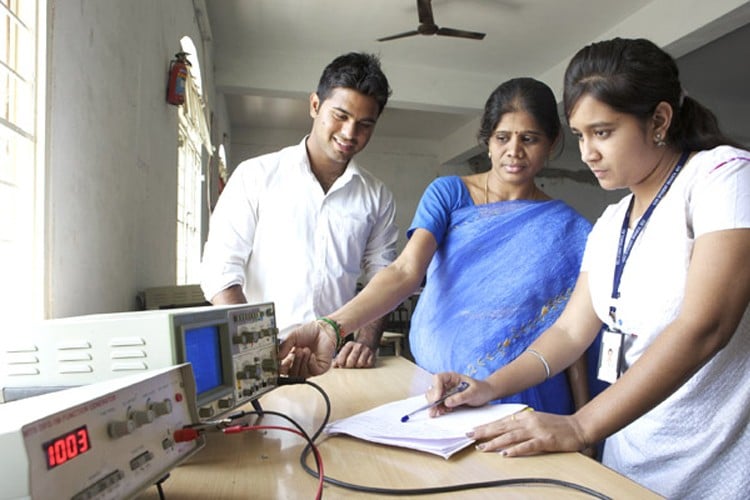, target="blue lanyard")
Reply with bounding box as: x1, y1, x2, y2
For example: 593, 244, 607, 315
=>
608, 151, 690, 323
